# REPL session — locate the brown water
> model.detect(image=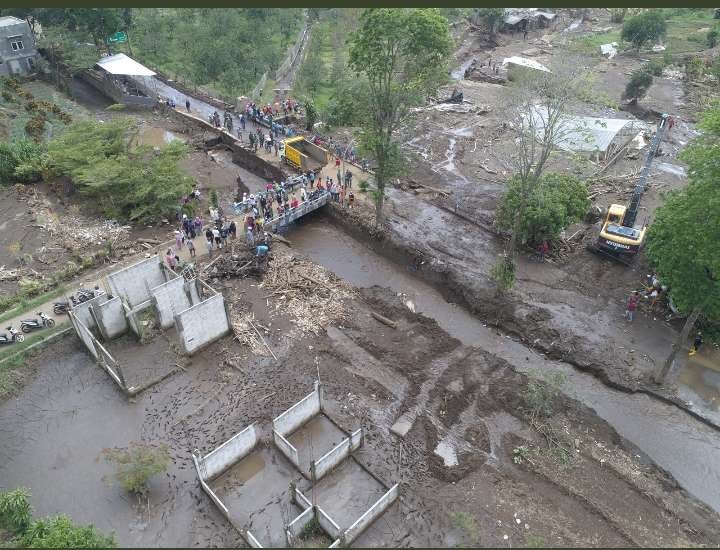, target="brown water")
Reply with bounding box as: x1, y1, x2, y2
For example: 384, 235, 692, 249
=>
289, 218, 720, 513
134, 127, 185, 148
